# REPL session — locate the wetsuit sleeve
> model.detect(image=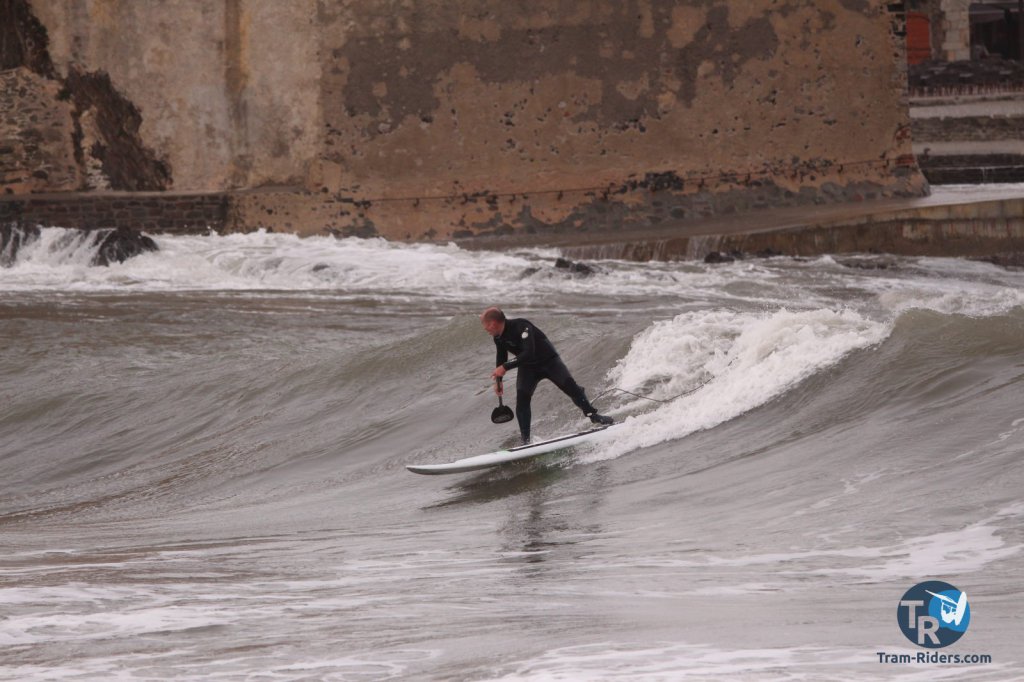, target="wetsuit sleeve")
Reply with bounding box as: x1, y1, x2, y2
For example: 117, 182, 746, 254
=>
494, 338, 508, 368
